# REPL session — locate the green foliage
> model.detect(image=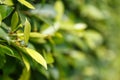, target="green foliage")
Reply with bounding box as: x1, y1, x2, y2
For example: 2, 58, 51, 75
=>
18, 0, 35, 9
11, 11, 19, 32
0, 0, 120, 80
0, 5, 14, 19
24, 18, 31, 45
